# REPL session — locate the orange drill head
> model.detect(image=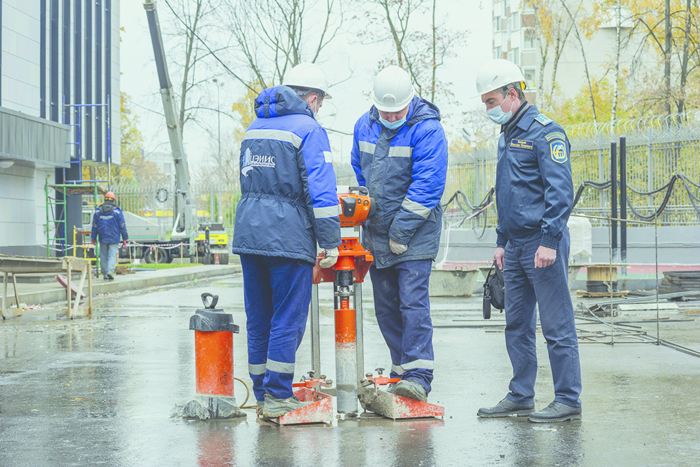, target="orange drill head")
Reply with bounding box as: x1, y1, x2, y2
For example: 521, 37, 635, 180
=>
338, 187, 375, 227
